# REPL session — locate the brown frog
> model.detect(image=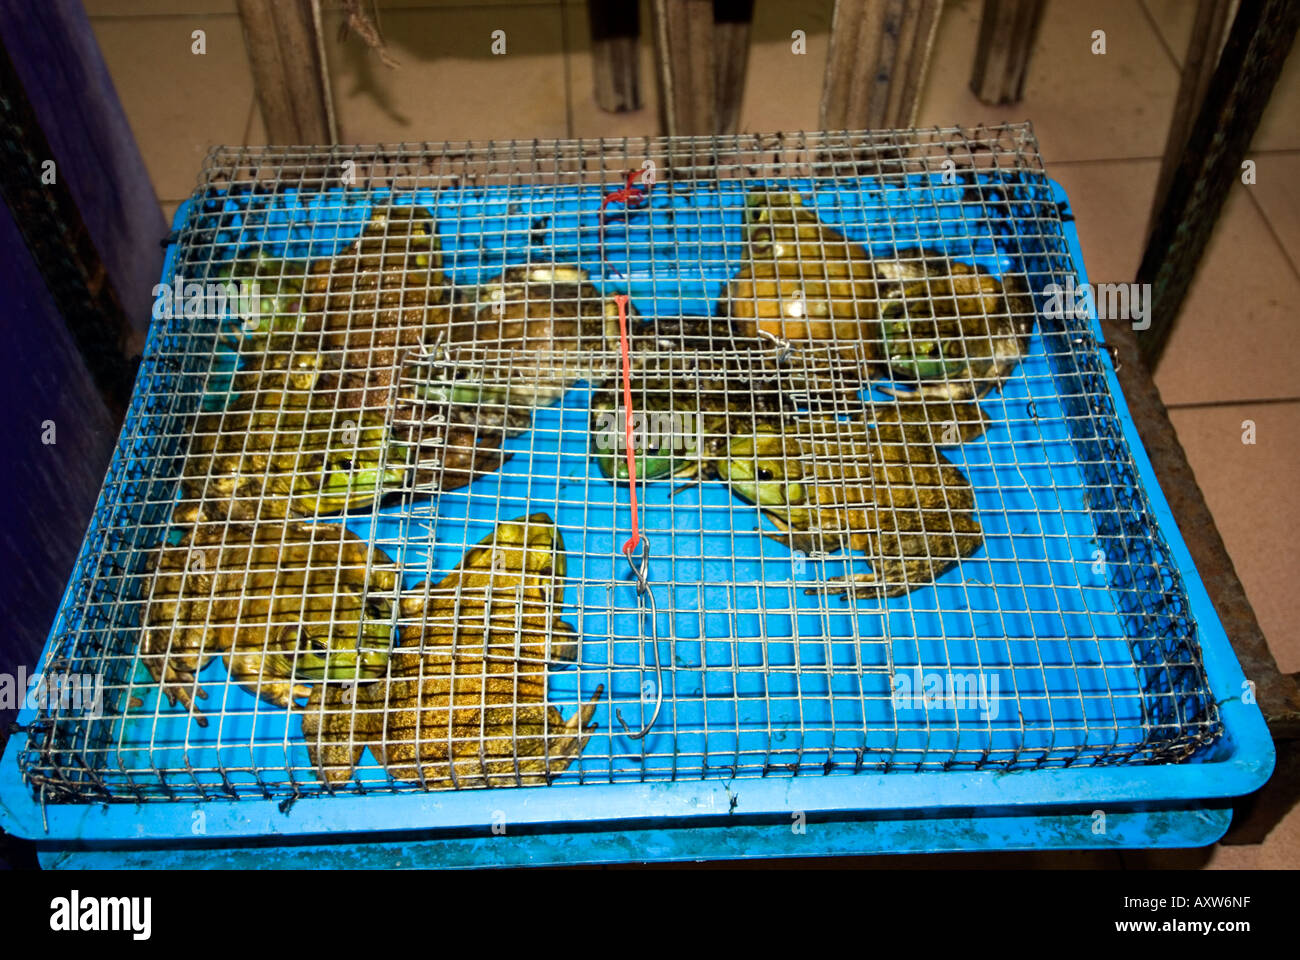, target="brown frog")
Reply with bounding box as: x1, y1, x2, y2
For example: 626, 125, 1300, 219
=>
722, 191, 1035, 401
140, 521, 397, 725
723, 191, 883, 356
438, 264, 624, 409
716, 415, 984, 599
300, 513, 601, 786
176, 356, 404, 525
